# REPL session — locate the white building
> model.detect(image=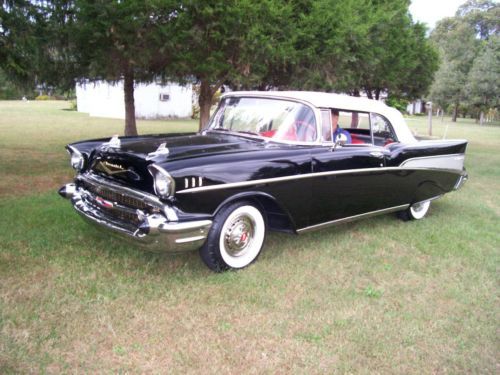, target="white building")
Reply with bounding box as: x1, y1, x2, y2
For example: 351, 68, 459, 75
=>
76, 81, 193, 119
406, 99, 424, 115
